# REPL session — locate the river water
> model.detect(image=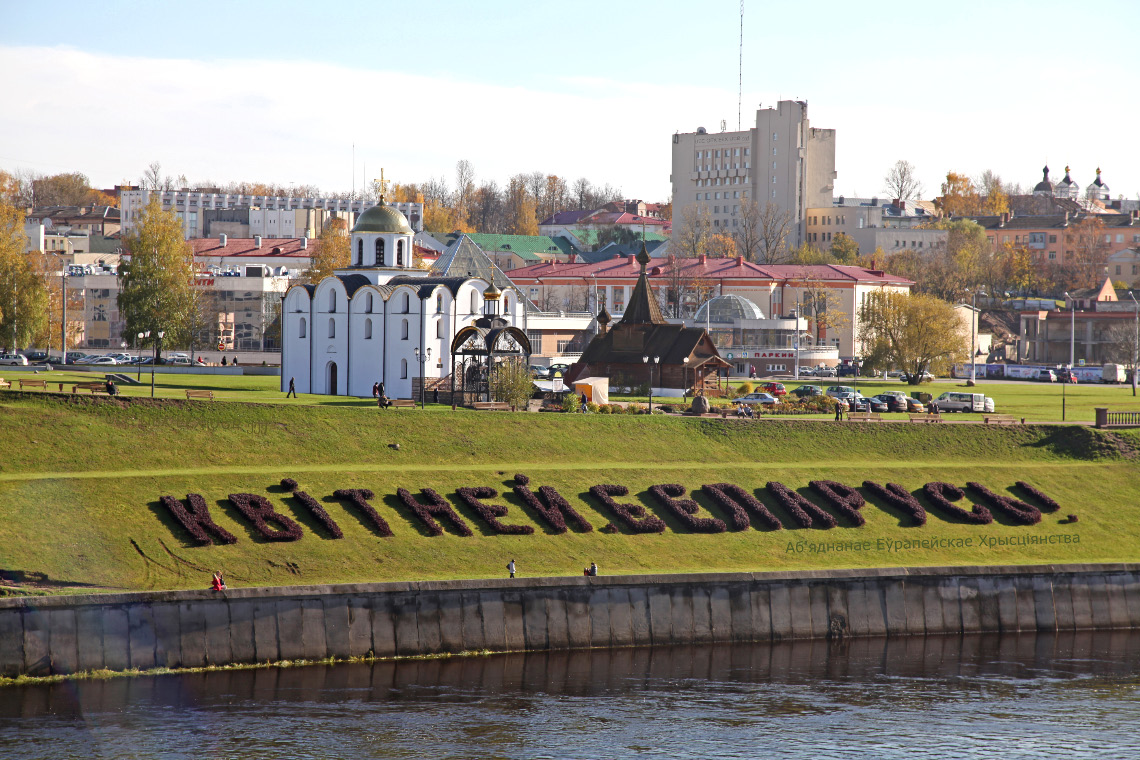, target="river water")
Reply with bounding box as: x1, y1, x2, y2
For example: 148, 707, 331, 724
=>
1, 631, 1138, 759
